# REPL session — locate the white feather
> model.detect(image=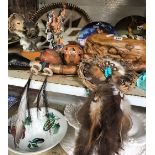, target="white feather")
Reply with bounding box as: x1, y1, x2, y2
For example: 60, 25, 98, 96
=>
15, 84, 28, 145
